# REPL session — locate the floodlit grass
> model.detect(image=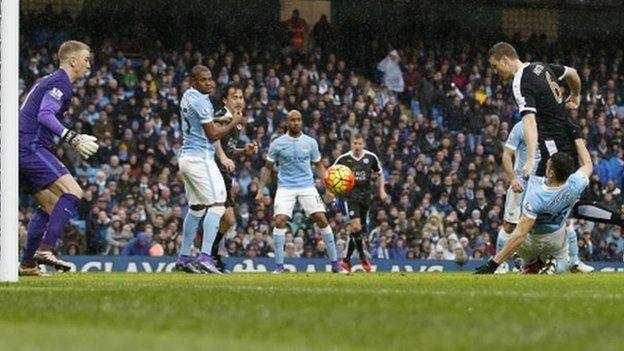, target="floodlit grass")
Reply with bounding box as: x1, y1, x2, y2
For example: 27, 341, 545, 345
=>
1, 273, 623, 351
